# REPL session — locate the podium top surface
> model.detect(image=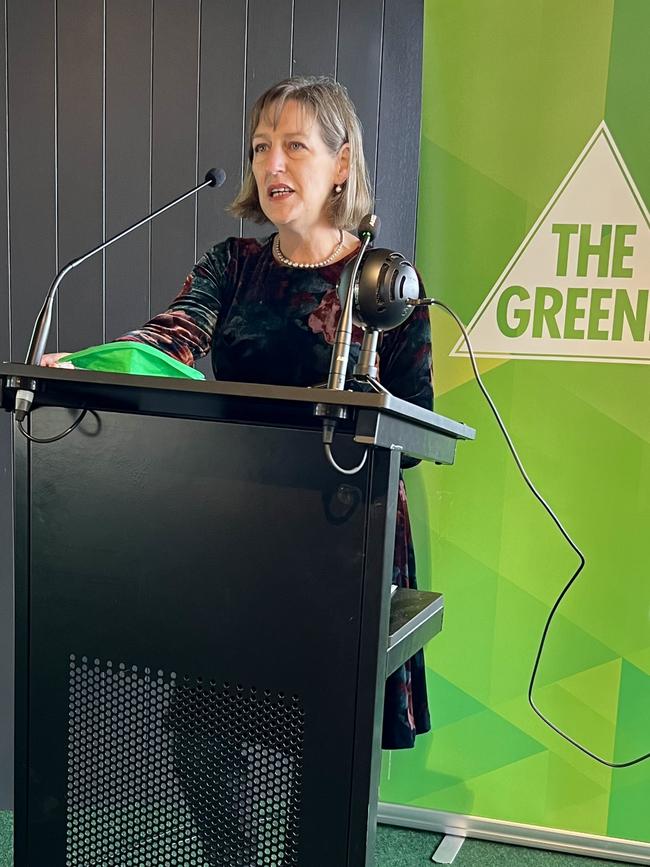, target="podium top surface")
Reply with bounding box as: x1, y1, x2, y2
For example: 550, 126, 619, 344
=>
1, 363, 476, 462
